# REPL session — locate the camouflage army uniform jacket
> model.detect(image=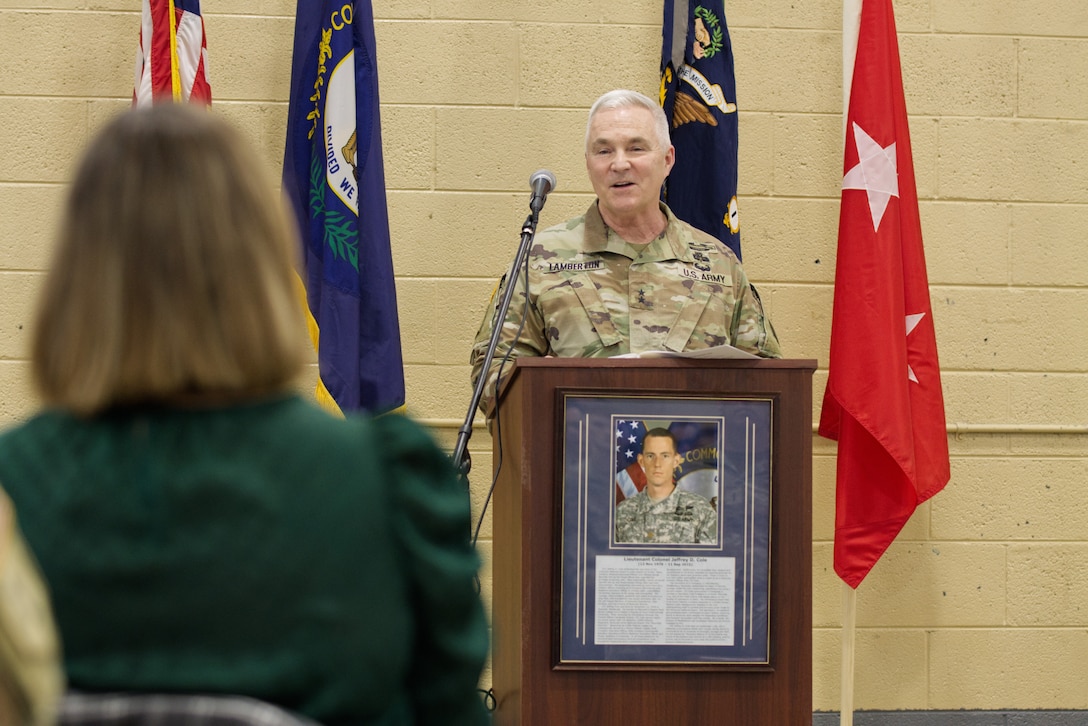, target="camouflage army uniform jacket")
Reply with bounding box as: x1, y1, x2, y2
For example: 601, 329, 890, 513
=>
614, 487, 717, 545
470, 202, 782, 413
